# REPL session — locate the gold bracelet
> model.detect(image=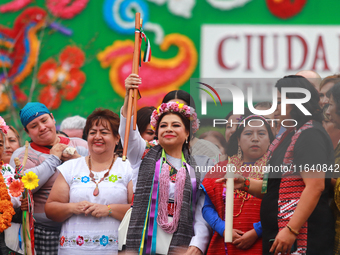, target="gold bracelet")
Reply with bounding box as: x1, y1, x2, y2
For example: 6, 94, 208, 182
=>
286, 224, 299, 235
